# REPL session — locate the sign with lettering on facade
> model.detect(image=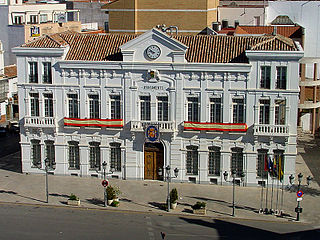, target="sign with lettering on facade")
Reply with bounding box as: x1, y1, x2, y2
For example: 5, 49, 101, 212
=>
30, 26, 40, 37
145, 125, 160, 142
